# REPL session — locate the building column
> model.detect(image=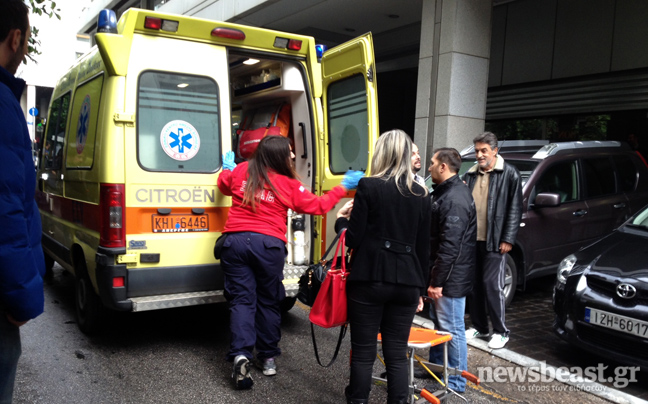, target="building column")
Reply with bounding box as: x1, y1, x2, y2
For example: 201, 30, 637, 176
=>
415, 0, 492, 165
25, 84, 36, 141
